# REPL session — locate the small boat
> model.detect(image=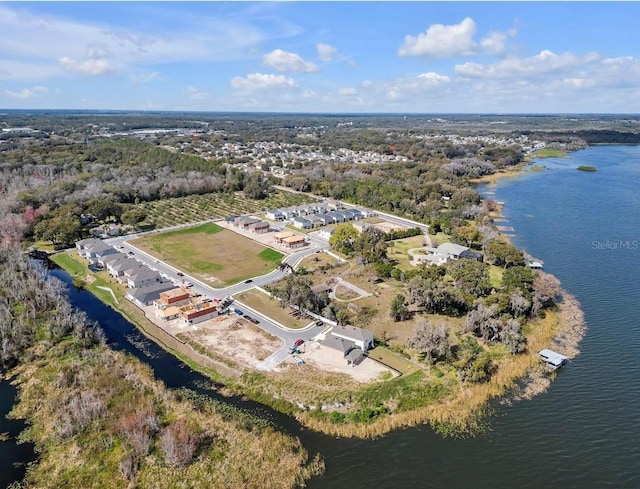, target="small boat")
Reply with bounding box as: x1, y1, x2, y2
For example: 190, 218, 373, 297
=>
539, 348, 568, 370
